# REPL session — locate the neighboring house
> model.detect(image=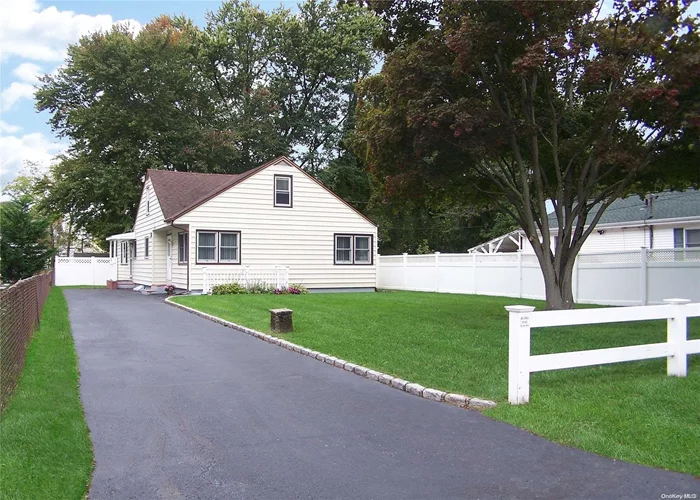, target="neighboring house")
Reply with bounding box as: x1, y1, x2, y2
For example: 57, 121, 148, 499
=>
469, 190, 700, 254
106, 156, 377, 292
